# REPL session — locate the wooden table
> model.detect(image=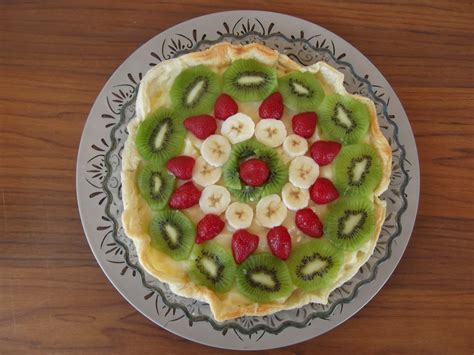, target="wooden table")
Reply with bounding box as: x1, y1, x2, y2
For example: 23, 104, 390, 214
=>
1, 1, 473, 353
